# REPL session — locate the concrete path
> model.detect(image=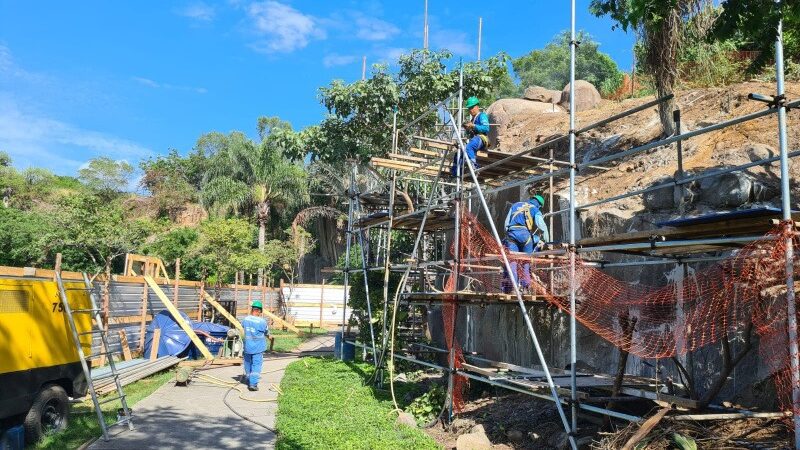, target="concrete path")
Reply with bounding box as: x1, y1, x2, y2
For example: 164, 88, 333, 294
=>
89, 333, 335, 450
